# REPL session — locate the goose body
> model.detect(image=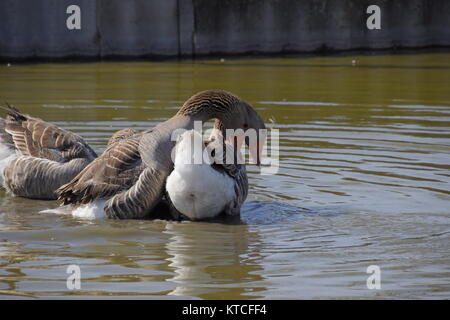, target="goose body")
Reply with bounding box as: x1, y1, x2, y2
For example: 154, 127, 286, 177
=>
166, 130, 247, 220
0, 105, 137, 200
57, 90, 265, 219
0, 105, 98, 199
